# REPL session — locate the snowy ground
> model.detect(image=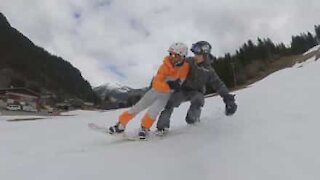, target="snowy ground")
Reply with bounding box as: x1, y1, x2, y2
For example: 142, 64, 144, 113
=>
1, 55, 320, 180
